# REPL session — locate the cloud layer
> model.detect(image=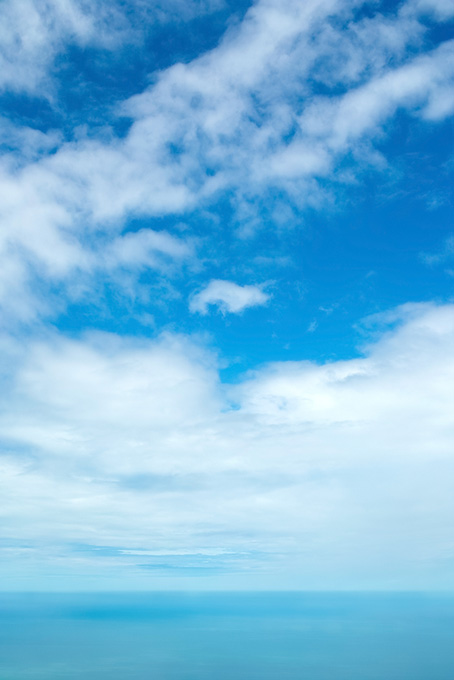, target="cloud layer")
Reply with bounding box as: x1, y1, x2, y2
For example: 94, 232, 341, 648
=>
1, 303, 453, 588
